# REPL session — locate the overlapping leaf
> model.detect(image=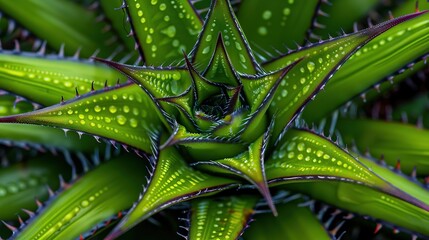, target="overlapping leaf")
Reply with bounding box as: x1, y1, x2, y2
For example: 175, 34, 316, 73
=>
12, 155, 147, 240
